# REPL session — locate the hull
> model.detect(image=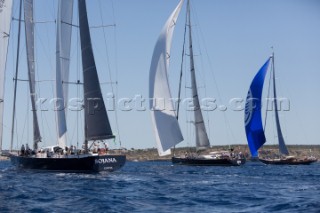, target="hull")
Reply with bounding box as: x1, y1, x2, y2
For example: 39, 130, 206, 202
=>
259, 158, 317, 165
10, 154, 126, 173
172, 156, 246, 166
